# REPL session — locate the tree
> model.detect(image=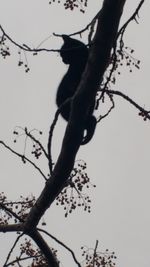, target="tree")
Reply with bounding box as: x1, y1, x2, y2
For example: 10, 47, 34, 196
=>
0, 0, 148, 266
